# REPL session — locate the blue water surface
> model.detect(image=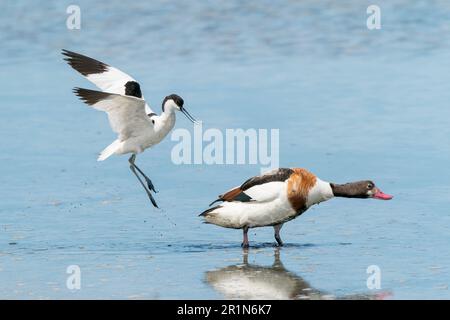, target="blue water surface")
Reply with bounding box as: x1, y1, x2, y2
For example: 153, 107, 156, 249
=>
0, 0, 449, 299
